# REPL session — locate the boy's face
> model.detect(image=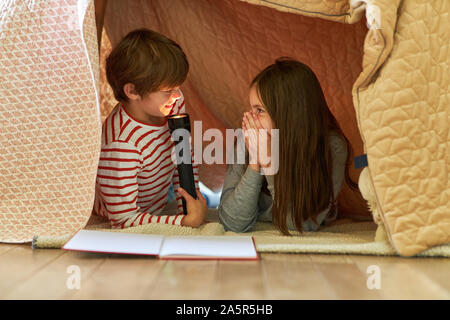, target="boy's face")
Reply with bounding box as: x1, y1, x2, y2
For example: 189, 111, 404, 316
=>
123, 83, 182, 124
141, 86, 182, 117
